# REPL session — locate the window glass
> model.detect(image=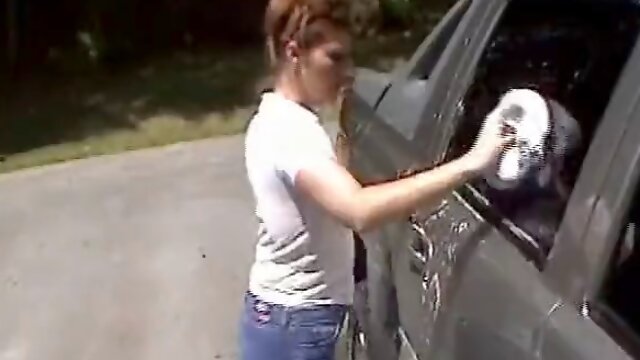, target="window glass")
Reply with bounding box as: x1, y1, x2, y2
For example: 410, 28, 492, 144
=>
444, 0, 640, 254
410, 0, 472, 79
373, 0, 471, 139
